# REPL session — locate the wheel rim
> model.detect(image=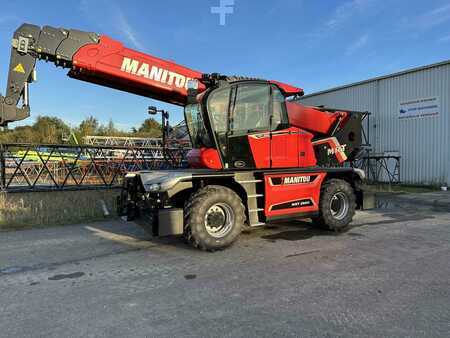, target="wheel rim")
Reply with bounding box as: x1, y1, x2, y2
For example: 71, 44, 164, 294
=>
204, 203, 235, 238
329, 191, 349, 220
